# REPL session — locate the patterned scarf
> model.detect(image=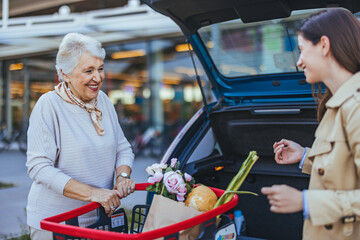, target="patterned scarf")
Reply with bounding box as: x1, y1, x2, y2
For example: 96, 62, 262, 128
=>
54, 81, 105, 136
